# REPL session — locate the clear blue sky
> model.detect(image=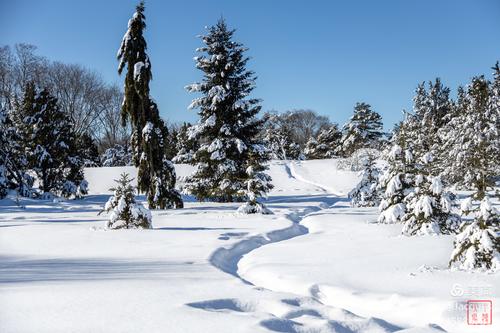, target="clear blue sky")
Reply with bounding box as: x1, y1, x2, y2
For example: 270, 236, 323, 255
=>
2, 0, 499, 128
